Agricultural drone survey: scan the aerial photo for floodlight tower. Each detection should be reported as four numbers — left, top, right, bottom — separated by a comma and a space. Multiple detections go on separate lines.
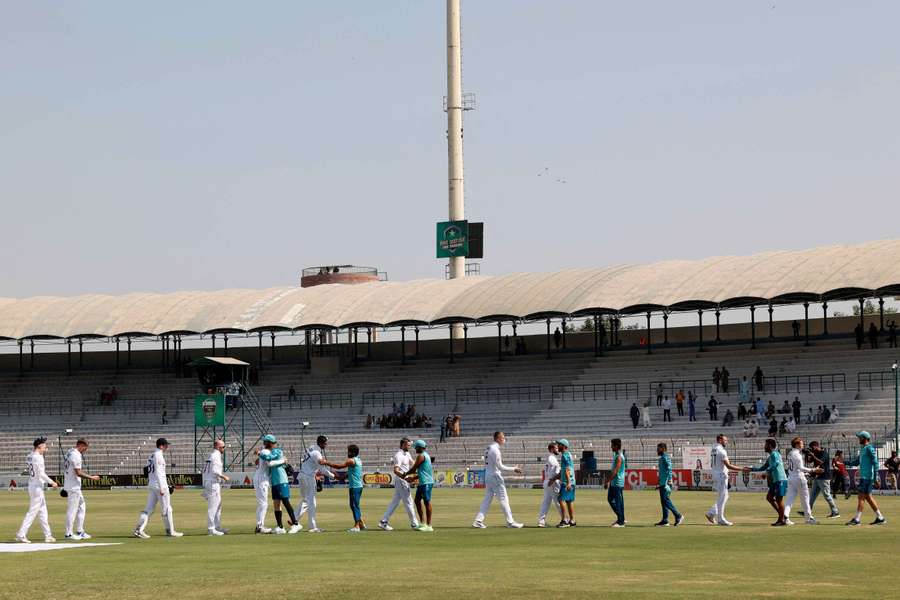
446, 0, 465, 284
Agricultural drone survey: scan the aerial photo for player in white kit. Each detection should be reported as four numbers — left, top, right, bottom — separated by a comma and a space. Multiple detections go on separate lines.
254, 434, 276, 533
202, 439, 230, 535
704, 434, 744, 526
783, 437, 821, 525
63, 439, 101, 540
297, 435, 335, 533
133, 438, 183, 538
16, 437, 58, 543
537, 441, 564, 528
378, 437, 420, 531
473, 431, 524, 529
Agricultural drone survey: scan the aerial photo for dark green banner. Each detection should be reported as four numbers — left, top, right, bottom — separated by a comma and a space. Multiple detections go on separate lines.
436, 220, 468, 258
194, 394, 225, 427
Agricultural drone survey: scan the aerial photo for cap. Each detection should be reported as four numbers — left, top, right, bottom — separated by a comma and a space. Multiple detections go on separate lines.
33, 436, 47, 448
156, 437, 169, 447
263, 434, 277, 443
856, 431, 871, 440
413, 439, 427, 449
556, 438, 570, 448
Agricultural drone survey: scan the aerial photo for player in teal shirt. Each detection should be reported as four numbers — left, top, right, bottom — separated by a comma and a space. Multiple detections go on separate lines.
607, 439, 626, 527
845, 431, 885, 526
655, 443, 683, 527
258, 441, 299, 533
746, 438, 788, 526
557, 439, 576, 527
330, 444, 366, 532
405, 440, 434, 532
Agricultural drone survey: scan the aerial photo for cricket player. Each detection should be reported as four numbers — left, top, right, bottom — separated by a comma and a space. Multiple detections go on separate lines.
845, 431, 886, 526
258, 435, 301, 534
63, 439, 100, 540
472, 431, 523, 529
704, 434, 743, 526
783, 437, 820, 525
405, 440, 434, 532
558, 439, 576, 527
202, 439, 230, 536
608, 438, 627, 527
655, 442, 683, 527
327, 444, 366, 532
254, 434, 276, 533
379, 437, 419, 531
746, 438, 788, 526
133, 438, 182, 538
297, 435, 335, 533
537, 441, 564, 528
15, 437, 58, 543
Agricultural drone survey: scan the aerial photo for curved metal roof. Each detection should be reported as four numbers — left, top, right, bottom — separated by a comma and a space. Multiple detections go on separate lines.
1, 239, 898, 339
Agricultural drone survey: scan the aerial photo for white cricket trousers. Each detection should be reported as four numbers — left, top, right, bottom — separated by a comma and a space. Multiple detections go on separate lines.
136, 486, 175, 533
65, 488, 86, 536
381, 481, 419, 527
298, 475, 318, 529
254, 478, 270, 527
706, 474, 729, 522
538, 482, 563, 524
475, 476, 515, 524
18, 487, 51, 539
203, 484, 222, 530
783, 477, 812, 520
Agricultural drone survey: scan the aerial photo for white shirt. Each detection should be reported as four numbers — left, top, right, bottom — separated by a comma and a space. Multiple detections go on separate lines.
711, 444, 729, 477
392, 449, 414, 486
203, 449, 224, 487
64, 447, 83, 491
146, 449, 167, 490
662, 398, 672, 410
543, 453, 561, 488
484, 442, 515, 480
300, 444, 326, 477
787, 448, 813, 480
26, 451, 54, 490
254, 450, 270, 484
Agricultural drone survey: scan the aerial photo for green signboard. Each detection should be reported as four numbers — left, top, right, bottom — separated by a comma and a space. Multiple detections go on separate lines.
436, 220, 468, 258
194, 394, 225, 427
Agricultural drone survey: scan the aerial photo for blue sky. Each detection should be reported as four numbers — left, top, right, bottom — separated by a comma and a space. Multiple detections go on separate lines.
2, 1, 898, 298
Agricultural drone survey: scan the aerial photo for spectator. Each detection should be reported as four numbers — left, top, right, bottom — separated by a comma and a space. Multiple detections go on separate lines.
504, 335, 510, 354
642, 397, 652, 428
742, 418, 755, 438
753, 366, 764, 392
110, 386, 118, 403
688, 391, 696, 422
439, 419, 446, 442
721, 367, 730, 393
452, 415, 461, 437
707, 396, 718, 421
785, 416, 797, 434
805, 408, 814, 424
792, 320, 801, 340
288, 385, 296, 402
778, 417, 788, 436
161, 410, 168, 425
807, 441, 839, 518
792, 397, 802, 421
828, 406, 839, 424
767, 417, 778, 436
553, 327, 562, 349
854, 323, 864, 350
832, 451, 852, 499
656, 383, 664, 407
765, 401, 776, 419
821, 405, 831, 423
815, 406, 823, 424
889, 320, 898, 348
755, 397, 765, 419
738, 376, 750, 402
629, 403, 640, 429
365, 414, 373, 429
662, 396, 672, 422
737, 402, 747, 421
778, 400, 791, 414
868, 323, 879, 349
722, 409, 734, 427
885, 451, 900, 490
712, 367, 721, 393
675, 389, 685, 417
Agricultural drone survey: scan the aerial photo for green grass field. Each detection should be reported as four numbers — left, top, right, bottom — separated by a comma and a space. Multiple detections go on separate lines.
1, 487, 896, 599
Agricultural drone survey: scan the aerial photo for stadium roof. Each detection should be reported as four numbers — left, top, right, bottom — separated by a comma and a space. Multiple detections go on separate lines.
1, 239, 899, 340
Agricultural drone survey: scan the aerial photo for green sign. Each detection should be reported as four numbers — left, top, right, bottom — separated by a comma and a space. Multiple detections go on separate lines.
194, 394, 225, 427
436, 220, 468, 258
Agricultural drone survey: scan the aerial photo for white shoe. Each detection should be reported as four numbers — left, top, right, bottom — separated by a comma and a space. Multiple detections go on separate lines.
288, 524, 302, 534
347, 527, 361, 533
44, 536, 56, 543
537, 521, 547, 528
77, 532, 92, 540
256, 526, 272, 534
273, 527, 286, 535
133, 529, 150, 539
167, 531, 184, 537
308, 528, 324, 533
472, 520, 487, 529
611, 523, 625, 528
805, 518, 818, 525
784, 519, 795, 526
506, 522, 524, 529
15, 535, 31, 544
716, 519, 733, 527
208, 529, 225, 536
378, 521, 394, 532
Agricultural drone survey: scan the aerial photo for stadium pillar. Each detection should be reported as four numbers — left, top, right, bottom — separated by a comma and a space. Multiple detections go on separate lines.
160, 337, 165, 369
697, 309, 704, 351
879, 297, 885, 331
223, 333, 229, 357
211, 334, 216, 356
562, 318, 567, 349
401, 326, 407, 365
645, 312, 652, 355
768, 303, 774, 338
749, 306, 756, 349
592, 316, 599, 357
78, 338, 83, 368
859, 298, 865, 331
804, 302, 810, 346
18, 340, 23, 374
448, 324, 455, 363
305, 330, 312, 368
497, 321, 502, 361
894, 362, 899, 453
30, 339, 34, 369
271, 332, 276, 362
414, 327, 420, 356
463, 323, 468, 355
367, 327, 372, 359
67, 339, 72, 375
115, 337, 120, 374
715, 309, 722, 342
822, 302, 829, 336
258, 332, 263, 369
353, 328, 359, 363
127, 337, 132, 365
663, 312, 669, 344
546, 318, 551, 359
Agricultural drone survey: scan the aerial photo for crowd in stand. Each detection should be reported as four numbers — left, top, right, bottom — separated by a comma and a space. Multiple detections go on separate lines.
854, 320, 898, 349
366, 403, 433, 430
97, 386, 118, 406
